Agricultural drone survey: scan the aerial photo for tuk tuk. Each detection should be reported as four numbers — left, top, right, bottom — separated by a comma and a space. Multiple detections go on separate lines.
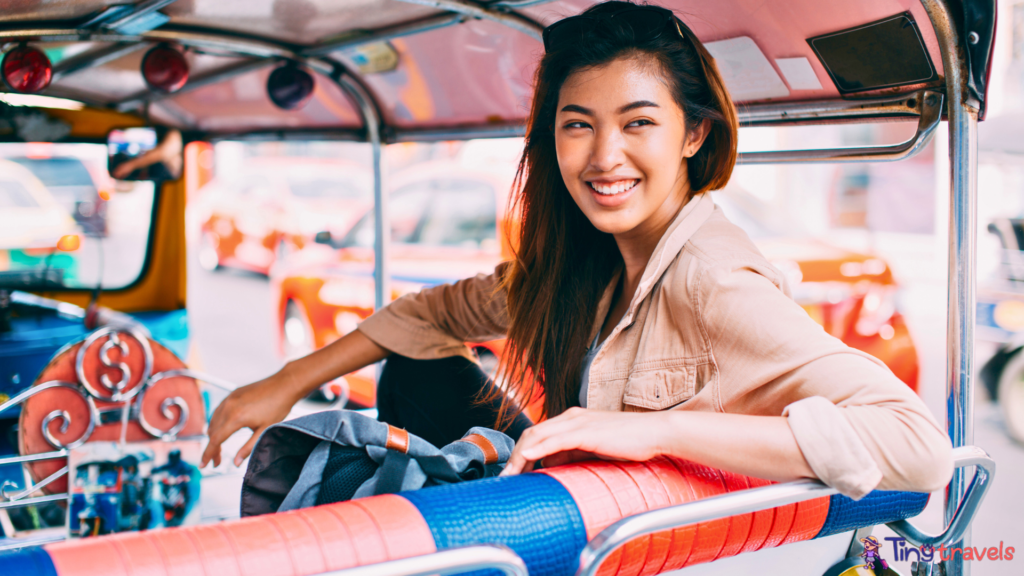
0, 0, 999, 575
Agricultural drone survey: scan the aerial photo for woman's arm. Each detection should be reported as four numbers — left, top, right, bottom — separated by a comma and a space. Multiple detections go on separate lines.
502, 408, 815, 481
201, 329, 388, 468
202, 263, 511, 468
694, 264, 953, 497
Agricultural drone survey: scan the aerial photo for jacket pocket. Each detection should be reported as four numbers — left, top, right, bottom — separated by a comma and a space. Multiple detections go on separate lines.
622, 364, 696, 411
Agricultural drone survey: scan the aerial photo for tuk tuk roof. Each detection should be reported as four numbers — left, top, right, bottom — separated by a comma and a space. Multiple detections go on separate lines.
0, 0, 994, 140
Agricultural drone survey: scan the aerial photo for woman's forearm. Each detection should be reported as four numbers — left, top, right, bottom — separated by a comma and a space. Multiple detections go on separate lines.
278, 328, 390, 400
657, 411, 816, 483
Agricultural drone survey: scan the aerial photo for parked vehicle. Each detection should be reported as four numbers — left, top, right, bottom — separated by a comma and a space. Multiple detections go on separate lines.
8, 155, 112, 237
272, 162, 918, 408
194, 158, 373, 275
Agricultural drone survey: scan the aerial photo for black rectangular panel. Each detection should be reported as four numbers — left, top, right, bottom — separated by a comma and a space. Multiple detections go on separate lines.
808, 12, 938, 94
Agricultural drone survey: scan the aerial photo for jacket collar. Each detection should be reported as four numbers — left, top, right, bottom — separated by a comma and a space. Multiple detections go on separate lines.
589, 193, 716, 340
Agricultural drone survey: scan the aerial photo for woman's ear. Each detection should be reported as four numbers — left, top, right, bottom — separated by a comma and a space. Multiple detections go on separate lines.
683, 118, 711, 158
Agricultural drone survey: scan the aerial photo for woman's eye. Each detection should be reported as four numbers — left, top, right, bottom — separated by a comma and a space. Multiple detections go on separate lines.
564, 121, 590, 129
627, 119, 654, 128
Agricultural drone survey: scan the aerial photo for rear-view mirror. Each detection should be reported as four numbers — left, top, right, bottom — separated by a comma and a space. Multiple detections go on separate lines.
107, 127, 183, 181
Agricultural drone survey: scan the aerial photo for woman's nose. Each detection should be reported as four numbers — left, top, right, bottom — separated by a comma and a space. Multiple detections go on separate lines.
589, 128, 625, 172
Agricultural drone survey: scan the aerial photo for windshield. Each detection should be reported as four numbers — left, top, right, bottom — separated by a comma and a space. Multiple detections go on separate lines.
0, 143, 155, 291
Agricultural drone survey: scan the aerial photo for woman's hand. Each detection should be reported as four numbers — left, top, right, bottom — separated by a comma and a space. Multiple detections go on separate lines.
200, 371, 303, 468
200, 329, 390, 469
501, 408, 669, 475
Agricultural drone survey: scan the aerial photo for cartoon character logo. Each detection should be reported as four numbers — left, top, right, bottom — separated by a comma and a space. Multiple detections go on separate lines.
860, 536, 890, 574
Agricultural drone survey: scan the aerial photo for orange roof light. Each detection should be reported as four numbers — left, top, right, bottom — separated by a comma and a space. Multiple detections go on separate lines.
56, 234, 81, 252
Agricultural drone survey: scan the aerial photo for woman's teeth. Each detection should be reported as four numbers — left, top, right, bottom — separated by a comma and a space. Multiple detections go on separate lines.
589, 179, 639, 195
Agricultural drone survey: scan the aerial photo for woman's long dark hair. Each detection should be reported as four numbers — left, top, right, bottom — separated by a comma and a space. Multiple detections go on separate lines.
494, 1, 739, 424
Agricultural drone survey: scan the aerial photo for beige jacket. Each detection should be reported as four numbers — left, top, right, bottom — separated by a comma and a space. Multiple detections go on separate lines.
358, 193, 953, 499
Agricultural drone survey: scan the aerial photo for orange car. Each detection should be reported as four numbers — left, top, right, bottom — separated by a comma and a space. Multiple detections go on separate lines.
274, 167, 918, 407
194, 157, 373, 275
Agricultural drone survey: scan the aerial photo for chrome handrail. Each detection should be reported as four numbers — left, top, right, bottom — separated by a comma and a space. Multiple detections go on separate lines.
575, 446, 992, 576
736, 90, 943, 164
312, 544, 529, 576
888, 446, 995, 548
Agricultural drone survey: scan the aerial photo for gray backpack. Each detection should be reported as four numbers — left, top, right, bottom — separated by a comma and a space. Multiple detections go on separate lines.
240, 409, 513, 517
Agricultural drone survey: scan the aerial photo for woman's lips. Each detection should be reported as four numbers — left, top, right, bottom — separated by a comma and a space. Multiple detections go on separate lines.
587, 179, 639, 207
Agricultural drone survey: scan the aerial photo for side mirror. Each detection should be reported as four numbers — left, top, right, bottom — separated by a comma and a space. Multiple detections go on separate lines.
107, 127, 183, 181
314, 231, 333, 246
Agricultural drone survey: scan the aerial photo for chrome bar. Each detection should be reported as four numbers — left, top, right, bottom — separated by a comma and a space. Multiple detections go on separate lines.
145, 368, 238, 392
576, 446, 990, 576
116, 58, 269, 110
0, 493, 68, 510
920, 0, 980, 574
0, 380, 85, 417
389, 123, 527, 142
9, 290, 86, 320
304, 13, 466, 57
738, 92, 925, 127
314, 545, 528, 576
51, 42, 148, 80
0, 530, 67, 551
0, 450, 67, 467
576, 479, 837, 576
889, 446, 995, 548
2, 467, 68, 502
736, 91, 942, 164
392, 0, 544, 40
329, 73, 390, 313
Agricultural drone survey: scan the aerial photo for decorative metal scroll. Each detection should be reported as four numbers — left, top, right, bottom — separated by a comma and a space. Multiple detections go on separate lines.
0, 327, 233, 507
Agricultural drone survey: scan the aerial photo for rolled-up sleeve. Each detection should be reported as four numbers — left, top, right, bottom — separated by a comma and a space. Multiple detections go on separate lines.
696, 263, 953, 498
357, 262, 511, 361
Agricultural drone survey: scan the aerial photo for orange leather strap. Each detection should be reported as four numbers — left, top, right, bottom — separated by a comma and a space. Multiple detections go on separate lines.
385, 425, 410, 453
458, 433, 499, 465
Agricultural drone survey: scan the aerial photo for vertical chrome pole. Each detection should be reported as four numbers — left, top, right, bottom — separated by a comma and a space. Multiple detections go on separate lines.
920, 2, 980, 575
330, 71, 390, 312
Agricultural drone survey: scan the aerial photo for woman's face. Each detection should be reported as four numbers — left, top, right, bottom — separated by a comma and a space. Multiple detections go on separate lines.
555, 56, 707, 237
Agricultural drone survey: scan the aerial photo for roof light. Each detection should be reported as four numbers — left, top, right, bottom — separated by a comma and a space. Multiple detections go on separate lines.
2, 45, 52, 94
267, 62, 315, 110
141, 44, 189, 93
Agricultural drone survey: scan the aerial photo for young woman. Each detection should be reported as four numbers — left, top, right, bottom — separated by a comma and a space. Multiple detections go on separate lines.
202, 1, 952, 499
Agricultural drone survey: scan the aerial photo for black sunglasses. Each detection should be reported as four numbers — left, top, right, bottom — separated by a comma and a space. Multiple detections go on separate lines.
542, 5, 689, 54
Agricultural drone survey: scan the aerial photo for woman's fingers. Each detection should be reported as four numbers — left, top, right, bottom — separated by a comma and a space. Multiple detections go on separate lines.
234, 426, 266, 468
540, 449, 596, 468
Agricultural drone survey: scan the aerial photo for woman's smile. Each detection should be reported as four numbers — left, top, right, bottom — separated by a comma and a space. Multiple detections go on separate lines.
587, 177, 641, 206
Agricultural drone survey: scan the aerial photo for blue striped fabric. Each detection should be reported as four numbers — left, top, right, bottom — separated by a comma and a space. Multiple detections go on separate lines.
0, 546, 59, 576
401, 473, 588, 576
816, 490, 930, 538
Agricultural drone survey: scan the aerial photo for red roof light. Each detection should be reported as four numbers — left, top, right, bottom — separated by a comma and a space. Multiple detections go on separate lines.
142, 45, 190, 93
2, 45, 52, 94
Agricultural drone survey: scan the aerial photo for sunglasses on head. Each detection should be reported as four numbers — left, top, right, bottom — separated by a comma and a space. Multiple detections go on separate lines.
542, 5, 690, 54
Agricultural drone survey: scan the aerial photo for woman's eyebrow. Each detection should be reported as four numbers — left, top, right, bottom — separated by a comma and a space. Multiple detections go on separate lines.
559, 100, 660, 115
560, 104, 593, 115
619, 100, 659, 113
